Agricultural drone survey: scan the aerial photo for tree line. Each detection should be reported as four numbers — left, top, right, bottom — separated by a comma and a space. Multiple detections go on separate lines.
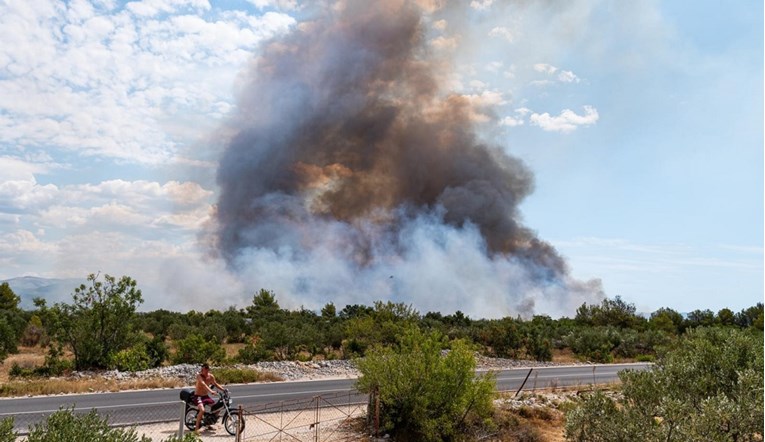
0, 274, 762, 373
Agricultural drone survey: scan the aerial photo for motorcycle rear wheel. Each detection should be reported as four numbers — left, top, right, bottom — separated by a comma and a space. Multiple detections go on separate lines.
184, 408, 199, 431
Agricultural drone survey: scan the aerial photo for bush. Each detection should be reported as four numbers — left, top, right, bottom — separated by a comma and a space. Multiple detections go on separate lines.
356, 327, 496, 442
171, 334, 225, 365
146, 335, 169, 367
213, 367, 264, 384
0, 417, 15, 442
26, 408, 151, 442
565, 327, 764, 441
237, 341, 272, 364
110, 345, 151, 372
565, 327, 617, 362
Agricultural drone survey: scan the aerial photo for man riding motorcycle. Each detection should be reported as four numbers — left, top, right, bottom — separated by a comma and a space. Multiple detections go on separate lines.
192, 363, 225, 432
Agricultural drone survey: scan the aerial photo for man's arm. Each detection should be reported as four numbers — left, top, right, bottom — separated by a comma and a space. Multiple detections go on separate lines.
210, 374, 225, 391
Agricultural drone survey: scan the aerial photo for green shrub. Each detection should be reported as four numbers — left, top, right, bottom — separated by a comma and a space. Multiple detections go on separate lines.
26, 408, 151, 442
0, 417, 16, 442
565, 327, 764, 441
635, 354, 655, 362
9, 362, 32, 378
109, 345, 151, 372
146, 335, 169, 367
171, 334, 225, 365
213, 367, 264, 384
565, 327, 617, 363
356, 327, 496, 442
236, 341, 271, 364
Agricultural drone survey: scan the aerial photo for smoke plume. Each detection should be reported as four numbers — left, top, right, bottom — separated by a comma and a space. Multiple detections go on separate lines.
213, 0, 602, 318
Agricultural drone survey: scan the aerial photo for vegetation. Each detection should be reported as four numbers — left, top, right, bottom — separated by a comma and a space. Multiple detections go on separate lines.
356, 327, 496, 441
0, 272, 762, 440
36, 273, 144, 370
565, 327, 764, 441
0, 410, 203, 442
0, 272, 761, 375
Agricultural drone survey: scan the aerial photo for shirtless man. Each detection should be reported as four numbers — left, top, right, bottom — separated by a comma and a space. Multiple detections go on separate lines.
193, 363, 225, 432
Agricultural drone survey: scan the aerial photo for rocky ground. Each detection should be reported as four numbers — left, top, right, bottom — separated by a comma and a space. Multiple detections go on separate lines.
73, 355, 582, 384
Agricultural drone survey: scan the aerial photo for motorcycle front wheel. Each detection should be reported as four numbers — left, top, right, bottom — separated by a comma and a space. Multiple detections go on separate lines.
184, 407, 199, 431
223, 413, 244, 436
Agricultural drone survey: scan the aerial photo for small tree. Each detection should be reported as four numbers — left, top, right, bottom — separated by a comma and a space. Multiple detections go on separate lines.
356, 327, 495, 442
46, 274, 144, 370
0, 282, 25, 360
0, 283, 20, 311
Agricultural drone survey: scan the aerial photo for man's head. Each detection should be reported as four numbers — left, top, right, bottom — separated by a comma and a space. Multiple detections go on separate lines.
201, 363, 210, 374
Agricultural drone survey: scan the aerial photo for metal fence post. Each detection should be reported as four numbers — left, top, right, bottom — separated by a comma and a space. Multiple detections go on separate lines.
178, 401, 186, 437
514, 368, 533, 397
374, 388, 380, 438
236, 404, 243, 442
314, 396, 320, 442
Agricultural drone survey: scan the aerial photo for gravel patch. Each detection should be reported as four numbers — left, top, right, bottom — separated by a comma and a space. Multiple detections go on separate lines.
72, 355, 582, 385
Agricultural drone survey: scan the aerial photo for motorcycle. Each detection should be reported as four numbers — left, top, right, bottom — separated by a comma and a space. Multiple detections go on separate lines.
180, 387, 244, 435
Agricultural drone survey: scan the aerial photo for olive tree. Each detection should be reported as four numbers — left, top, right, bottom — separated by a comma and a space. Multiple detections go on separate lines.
45, 274, 144, 370
565, 327, 764, 441
356, 327, 495, 442
0, 282, 25, 360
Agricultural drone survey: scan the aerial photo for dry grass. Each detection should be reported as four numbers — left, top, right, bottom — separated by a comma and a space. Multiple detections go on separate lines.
550, 349, 579, 364
0, 376, 184, 397
0, 346, 47, 383
0, 345, 283, 398
222, 342, 245, 359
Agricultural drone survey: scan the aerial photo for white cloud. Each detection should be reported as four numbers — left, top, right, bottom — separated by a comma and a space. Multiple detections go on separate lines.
532, 64, 581, 84
500, 116, 524, 127
126, 0, 211, 17
499, 107, 532, 127
462, 90, 507, 106
558, 70, 580, 83
485, 61, 503, 73
246, 0, 299, 10
432, 19, 447, 31
489, 26, 514, 42
533, 63, 558, 74
470, 0, 494, 10
515, 107, 531, 116
530, 106, 599, 133
0, 1, 296, 165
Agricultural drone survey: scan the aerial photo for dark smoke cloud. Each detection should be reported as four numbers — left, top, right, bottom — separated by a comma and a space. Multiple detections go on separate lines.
213, 0, 602, 317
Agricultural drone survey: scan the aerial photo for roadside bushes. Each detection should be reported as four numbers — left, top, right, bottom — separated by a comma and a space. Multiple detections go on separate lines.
565, 327, 764, 441
0, 410, 204, 442
356, 327, 496, 442
565, 327, 670, 362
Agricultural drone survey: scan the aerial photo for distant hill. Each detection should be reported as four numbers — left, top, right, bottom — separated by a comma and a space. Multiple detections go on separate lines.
1, 276, 83, 309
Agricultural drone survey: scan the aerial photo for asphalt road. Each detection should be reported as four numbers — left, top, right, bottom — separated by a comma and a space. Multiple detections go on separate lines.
0, 363, 650, 432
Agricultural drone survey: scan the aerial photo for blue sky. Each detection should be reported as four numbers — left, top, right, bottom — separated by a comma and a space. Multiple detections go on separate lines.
0, 0, 761, 317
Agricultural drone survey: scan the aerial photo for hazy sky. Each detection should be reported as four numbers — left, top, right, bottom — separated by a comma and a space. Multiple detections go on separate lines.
1, 0, 762, 317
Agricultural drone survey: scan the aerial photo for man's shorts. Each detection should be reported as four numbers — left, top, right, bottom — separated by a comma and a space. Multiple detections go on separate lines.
192, 395, 215, 407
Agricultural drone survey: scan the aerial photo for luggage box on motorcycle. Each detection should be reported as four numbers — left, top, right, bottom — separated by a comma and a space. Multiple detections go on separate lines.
180, 388, 194, 402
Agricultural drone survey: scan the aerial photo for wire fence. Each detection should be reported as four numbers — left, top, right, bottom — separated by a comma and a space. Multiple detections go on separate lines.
235, 391, 366, 442
3, 393, 367, 442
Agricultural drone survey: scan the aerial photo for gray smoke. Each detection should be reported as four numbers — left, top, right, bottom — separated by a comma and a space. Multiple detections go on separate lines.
212, 0, 602, 317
